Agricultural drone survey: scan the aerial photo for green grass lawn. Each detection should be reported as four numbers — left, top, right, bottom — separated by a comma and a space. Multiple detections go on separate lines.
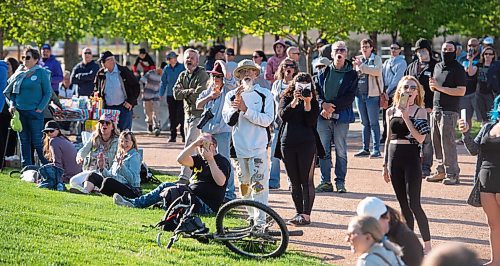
0, 171, 326, 265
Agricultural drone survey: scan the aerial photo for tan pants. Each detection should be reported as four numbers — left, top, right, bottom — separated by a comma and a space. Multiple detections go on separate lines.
143, 100, 160, 128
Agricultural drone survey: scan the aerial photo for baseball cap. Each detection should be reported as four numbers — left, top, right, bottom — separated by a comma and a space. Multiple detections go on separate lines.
41, 44, 51, 50
42, 120, 60, 133
166, 51, 178, 60
316, 57, 331, 67
483, 37, 494, 45
98, 51, 114, 62
139, 48, 147, 54
356, 197, 388, 220
226, 48, 235, 56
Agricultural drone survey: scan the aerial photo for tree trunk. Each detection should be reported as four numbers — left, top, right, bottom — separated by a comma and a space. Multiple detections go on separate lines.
391, 31, 398, 43
275, 34, 279, 41
236, 35, 242, 55
261, 34, 265, 52
302, 31, 312, 74
369, 31, 378, 51
0, 28, 4, 59
403, 42, 413, 63
64, 37, 79, 71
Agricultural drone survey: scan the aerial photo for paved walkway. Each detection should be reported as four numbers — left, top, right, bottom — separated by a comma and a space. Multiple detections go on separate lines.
137, 123, 488, 265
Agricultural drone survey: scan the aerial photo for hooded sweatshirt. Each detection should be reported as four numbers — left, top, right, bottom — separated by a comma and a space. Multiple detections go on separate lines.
42, 55, 63, 93
265, 40, 287, 84
0, 61, 8, 111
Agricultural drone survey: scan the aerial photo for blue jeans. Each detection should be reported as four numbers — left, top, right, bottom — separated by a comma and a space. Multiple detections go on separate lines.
317, 118, 349, 185
106, 104, 133, 131
212, 132, 236, 200
130, 182, 214, 215
269, 128, 282, 188
17, 109, 48, 167
355, 93, 381, 154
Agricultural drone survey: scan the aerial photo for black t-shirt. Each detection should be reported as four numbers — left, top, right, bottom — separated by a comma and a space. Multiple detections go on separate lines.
432, 62, 466, 112
189, 154, 230, 212
477, 64, 491, 94
405, 59, 436, 109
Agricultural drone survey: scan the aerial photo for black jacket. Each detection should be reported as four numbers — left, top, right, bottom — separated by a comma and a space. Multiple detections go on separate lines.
388, 222, 424, 266
405, 58, 438, 109
95, 64, 140, 106
70, 60, 100, 97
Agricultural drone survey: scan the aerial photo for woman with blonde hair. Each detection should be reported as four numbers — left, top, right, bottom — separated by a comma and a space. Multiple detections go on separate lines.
382, 75, 432, 253
80, 130, 142, 197
346, 215, 405, 265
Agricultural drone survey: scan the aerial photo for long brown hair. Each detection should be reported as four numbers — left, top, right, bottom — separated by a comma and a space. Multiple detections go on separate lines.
283, 72, 317, 98
116, 130, 138, 157
274, 58, 298, 82
480, 47, 496, 64
91, 120, 120, 149
392, 75, 425, 108
43, 130, 70, 162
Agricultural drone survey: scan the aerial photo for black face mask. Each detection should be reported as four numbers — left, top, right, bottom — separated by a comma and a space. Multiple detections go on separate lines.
441, 51, 456, 65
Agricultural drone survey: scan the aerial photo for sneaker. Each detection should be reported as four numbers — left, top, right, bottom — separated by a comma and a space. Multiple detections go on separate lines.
442, 176, 460, 185
315, 182, 334, 193
168, 137, 176, 143
287, 214, 311, 226
369, 152, 381, 158
175, 178, 190, 185
69, 185, 88, 195
354, 150, 370, 157
113, 193, 135, 207
154, 128, 161, 137
147, 125, 153, 133
425, 172, 445, 182
336, 183, 347, 193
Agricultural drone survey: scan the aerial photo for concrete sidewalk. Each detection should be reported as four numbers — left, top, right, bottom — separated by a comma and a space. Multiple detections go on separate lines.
136, 123, 488, 265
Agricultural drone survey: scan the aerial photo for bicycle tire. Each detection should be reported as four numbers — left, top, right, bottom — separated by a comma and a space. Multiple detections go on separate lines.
215, 199, 289, 258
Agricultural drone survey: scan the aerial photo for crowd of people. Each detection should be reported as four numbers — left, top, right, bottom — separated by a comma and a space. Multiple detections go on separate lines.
1, 35, 499, 265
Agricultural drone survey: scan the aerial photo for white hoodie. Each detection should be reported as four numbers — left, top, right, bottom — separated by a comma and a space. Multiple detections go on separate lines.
222, 84, 274, 158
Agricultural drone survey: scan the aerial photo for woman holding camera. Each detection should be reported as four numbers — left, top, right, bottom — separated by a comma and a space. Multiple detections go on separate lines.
382, 75, 432, 253
275, 73, 324, 226
196, 60, 236, 201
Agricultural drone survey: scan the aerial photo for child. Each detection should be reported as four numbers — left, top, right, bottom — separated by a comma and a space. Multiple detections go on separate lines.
140, 65, 163, 136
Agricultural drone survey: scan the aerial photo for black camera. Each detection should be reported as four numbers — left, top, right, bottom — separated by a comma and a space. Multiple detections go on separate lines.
197, 109, 214, 129
301, 88, 311, 97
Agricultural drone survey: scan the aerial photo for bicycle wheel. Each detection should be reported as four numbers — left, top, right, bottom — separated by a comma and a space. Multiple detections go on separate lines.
215, 199, 289, 258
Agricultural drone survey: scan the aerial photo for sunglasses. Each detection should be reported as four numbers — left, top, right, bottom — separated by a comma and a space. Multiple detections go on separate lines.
334, 48, 347, 53
484, 53, 495, 56
390, 47, 401, 50
99, 121, 112, 125
468, 44, 478, 47
403, 85, 417, 90
361, 45, 371, 49
21, 55, 32, 61
292, 52, 300, 55
284, 64, 295, 68
44, 129, 55, 133
213, 74, 224, 79
252, 55, 260, 58
84, 52, 92, 55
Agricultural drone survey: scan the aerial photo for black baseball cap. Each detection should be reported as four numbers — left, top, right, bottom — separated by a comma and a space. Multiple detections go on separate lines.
98, 51, 114, 62
226, 48, 235, 56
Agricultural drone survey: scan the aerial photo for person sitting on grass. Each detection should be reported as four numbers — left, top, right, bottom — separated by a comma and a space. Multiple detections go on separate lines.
72, 130, 141, 198
42, 120, 82, 183
113, 133, 230, 215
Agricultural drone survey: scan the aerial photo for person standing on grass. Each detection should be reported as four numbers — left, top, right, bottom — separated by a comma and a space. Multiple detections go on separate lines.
425, 41, 466, 185
3, 46, 51, 167
405, 38, 437, 179
315, 41, 357, 194
459, 95, 500, 266
70, 47, 99, 97
159, 51, 186, 143
95, 51, 141, 131
173, 49, 209, 185
274, 73, 324, 226
196, 60, 237, 202
42, 120, 81, 183
353, 39, 384, 158
382, 76, 432, 254
269, 58, 299, 189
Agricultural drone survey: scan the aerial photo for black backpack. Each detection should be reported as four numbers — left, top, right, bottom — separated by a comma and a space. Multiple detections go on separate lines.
140, 163, 162, 185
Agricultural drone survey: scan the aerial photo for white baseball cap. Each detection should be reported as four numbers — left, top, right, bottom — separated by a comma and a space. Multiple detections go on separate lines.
356, 197, 388, 220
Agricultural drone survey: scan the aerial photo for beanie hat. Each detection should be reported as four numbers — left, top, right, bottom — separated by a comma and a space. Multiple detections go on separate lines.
415, 38, 432, 53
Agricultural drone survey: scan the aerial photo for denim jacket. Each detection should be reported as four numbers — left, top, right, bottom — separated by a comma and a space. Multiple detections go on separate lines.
102, 149, 141, 188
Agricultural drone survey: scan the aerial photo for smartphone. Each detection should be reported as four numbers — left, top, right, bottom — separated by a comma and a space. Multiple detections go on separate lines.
399, 94, 410, 109
202, 140, 211, 150
461, 109, 467, 121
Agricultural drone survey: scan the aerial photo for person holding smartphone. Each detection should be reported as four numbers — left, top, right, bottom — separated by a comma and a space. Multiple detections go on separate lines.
382, 75, 432, 253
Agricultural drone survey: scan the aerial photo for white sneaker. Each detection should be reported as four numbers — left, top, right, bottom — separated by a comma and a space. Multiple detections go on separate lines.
69, 185, 89, 194
113, 193, 135, 208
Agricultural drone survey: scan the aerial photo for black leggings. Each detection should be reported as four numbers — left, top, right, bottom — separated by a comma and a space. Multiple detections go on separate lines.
86, 172, 139, 198
167, 96, 184, 138
281, 145, 316, 215
388, 144, 431, 241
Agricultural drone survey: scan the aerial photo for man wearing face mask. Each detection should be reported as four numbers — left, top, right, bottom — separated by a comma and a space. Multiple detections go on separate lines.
314, 41, 358, 193
460, 38, 481, 134
425, 41, 466, 185
222, 60, 274, 225
405, 38, 438, 178
173, 49, 209, 184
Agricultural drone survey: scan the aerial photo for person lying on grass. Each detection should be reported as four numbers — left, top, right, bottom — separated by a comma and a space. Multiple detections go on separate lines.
113, 133, 230, 215
70, 130, 141, 198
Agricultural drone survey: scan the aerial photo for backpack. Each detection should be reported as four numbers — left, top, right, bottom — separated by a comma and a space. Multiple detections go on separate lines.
140, 163, 162, 185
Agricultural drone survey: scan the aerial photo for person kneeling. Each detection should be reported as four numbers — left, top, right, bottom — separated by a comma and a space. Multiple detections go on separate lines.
113, 134, 230, 215
78, 131, 141, 197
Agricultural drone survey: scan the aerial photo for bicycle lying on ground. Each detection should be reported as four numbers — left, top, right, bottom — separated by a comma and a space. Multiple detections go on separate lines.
154, 192, 303, 258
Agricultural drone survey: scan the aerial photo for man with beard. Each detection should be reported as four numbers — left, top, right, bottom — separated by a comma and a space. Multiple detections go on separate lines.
173, 49, 209, 184
405, 38, 438, 178
426, 41, 466, 185
222, 59, 274, 224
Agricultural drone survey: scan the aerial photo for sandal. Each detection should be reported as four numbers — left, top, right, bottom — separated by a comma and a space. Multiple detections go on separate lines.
287, 214, 311, 226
